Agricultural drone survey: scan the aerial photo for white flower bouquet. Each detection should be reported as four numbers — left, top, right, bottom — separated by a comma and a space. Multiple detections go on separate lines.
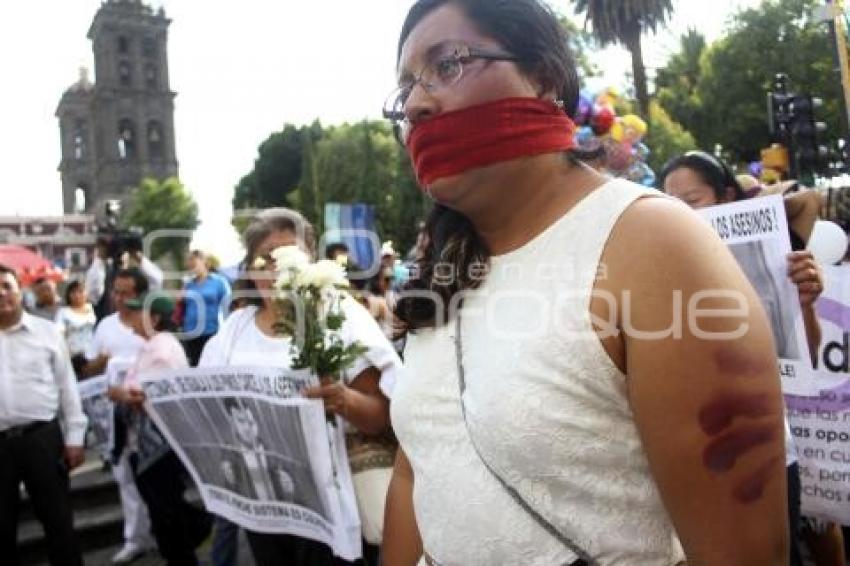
268, 246, 368, 379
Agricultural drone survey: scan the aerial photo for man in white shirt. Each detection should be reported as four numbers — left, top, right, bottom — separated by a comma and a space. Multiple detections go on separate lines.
84, 267, 157, 564
87, 238, 163, 321
0, 264, 87, 566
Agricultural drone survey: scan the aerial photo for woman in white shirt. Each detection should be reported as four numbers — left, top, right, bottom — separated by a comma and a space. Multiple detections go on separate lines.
382, 1, 788, 565
55, 280, 96, 378
200, 208, 401, 566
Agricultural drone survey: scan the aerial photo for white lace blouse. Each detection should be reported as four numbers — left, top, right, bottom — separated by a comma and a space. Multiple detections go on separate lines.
391, 180, 686, 565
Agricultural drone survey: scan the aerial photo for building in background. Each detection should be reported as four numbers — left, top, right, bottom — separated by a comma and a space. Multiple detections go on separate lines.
0, 215, 97, 275
56, 0, 178, 216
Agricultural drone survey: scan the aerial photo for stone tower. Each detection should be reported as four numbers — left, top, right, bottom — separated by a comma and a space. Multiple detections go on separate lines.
56, 0, 178, 215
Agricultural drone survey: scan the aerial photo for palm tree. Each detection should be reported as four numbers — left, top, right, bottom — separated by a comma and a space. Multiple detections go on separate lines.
573, 0, 674, 118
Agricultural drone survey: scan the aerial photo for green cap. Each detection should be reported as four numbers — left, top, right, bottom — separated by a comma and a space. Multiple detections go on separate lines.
125, 293, 175, 317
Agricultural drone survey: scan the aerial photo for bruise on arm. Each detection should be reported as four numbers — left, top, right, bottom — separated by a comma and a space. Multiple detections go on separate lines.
698, 347, 785, 505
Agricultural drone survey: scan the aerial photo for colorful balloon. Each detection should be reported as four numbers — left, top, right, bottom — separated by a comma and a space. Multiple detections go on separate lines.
627, 162, 657, 187
808, 220, 848, 265
591, 105, 616, 136
610, 121, 625, 142
605, 141, 634, 173
619, 114, 647, 145
576, 125, 595, 146
595, 87, 619, 108
574, 94, 593, 126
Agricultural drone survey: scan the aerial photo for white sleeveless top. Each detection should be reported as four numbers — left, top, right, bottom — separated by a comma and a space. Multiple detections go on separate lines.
391, 179, 685, 565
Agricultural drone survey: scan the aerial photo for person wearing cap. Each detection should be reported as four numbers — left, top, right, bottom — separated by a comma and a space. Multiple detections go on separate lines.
82, 267, 157, 564
110, 290, 212, 566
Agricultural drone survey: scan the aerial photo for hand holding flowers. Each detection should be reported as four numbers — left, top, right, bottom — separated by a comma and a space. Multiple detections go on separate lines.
269, 246, 368, 419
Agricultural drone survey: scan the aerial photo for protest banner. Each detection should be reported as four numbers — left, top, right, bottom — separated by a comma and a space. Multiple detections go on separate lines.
786, 264, 850, 523
77, 375, 111, 454
140, 366, 362, 561
698, 195, 815, 394
701, 198, 850, 523
78, 358, 133, 456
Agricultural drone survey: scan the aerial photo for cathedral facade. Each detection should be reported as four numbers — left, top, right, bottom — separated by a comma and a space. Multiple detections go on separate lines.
56, 0, 178, 216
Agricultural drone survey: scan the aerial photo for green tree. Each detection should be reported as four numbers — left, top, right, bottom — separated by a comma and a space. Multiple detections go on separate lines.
644, 101, 697, 173
123, 177, 199, 264
232, 124, 310, 210
656, 0, 844, 163
559, 16, 600, 80
573, 0, 673, 118
234, 120, 429, 256
655, 29, 708, 138
292, 123, 324, 230
313, 121, 402, 244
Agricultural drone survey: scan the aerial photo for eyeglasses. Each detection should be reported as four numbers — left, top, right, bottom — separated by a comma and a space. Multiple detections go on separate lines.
382, 43, 519, 142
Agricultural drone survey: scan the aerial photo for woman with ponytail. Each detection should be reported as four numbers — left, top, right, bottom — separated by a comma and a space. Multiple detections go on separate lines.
383, 1, 788, 565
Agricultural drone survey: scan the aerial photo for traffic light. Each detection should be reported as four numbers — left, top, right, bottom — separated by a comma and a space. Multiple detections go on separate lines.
788, 94, 827, 174
767, 74, 791, 139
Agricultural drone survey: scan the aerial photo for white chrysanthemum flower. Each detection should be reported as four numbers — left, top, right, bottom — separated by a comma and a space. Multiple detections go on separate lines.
271, 245, 309, 271
295, 260, 349, 291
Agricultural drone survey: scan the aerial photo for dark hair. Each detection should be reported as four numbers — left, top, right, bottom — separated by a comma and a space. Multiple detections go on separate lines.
33, 277, 49, 287
115, 267, 149, 296
659, 151, 745, 203
325, 242, 349, 260
394, 0, 581, 331
0, 264, 18, 284
223, 397, 239, 414
150, 311, 176, 333
233, 208, 316, 308
397, 0, 579, 111
64, 280, 84, 305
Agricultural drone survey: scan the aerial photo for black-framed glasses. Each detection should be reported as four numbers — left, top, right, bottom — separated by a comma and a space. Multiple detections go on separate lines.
382, 43, 520, 142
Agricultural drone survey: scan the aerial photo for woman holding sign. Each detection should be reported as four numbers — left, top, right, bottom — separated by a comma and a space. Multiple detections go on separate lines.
661, 150, 842, 566
200, 208, 402, 566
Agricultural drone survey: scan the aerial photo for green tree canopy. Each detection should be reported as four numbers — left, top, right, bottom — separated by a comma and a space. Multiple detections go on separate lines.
232, 121, 324, 210
304, 121, 428, 255
655, 0, 845, 163
644, 101, 697, 174
573, 0, 673, 118
235, 120, 429, 256
123, 177, 199, 263
559, 15, 601, 81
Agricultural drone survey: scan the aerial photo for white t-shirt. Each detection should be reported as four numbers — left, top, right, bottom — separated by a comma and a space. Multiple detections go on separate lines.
55, 305, 96, 356
199, 299, 402, 398
86, 312, 145, 364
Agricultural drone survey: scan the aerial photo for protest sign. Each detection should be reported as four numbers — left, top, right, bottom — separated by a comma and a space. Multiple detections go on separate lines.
698, 196, 815, 393
77, 375, 111, 454
141, 366, 361, 560
786, 264, 850, 522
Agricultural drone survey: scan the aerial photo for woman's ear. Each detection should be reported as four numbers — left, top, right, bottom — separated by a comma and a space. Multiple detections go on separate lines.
722, 186, 737, 203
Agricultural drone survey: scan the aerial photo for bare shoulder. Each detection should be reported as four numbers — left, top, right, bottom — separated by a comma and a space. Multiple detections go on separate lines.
600, 195, 738, 293
615, 194, 716, 249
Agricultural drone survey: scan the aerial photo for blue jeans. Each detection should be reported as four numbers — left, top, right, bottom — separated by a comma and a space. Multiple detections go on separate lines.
210, 516, 239, 566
